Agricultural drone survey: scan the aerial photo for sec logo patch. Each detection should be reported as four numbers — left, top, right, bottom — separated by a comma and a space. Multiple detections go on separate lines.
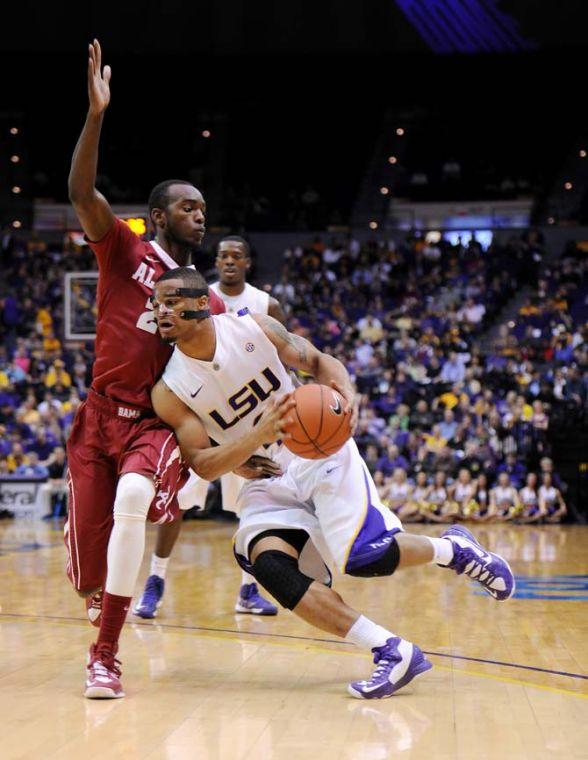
245, 342, 255, 352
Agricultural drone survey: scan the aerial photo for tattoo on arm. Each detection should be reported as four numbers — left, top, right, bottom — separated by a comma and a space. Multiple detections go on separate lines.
260, 315, 310, 366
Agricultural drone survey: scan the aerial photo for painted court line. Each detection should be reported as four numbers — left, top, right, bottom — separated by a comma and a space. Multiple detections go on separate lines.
2, 610, 587, 684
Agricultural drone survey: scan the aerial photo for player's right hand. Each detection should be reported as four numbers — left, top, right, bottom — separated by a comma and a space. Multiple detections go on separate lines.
254, 393, 296, 445
88, 39, 111, 115
234, 455, 283, 480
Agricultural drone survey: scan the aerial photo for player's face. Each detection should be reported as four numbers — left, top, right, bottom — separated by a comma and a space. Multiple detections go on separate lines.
165, 186, 207, 247
216, 242, 250, 286
152, 279, 201, 344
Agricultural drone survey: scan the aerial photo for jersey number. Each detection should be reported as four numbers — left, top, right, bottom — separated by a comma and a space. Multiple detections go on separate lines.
136, 298, 157, 334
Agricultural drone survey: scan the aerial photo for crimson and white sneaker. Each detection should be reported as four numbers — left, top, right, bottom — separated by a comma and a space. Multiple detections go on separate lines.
84, 643, 125, 699
86, 590, 103, 627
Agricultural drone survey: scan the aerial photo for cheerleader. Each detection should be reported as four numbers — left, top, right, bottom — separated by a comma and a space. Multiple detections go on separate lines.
539, 472, 567, 523
386, 468, 416, 520
518, 472, 543, 523
489, 472, 521, 521
419, 471, 456, 523
407, 471, 431, 523
449, 468, 476, 518
464, 473, 491, 521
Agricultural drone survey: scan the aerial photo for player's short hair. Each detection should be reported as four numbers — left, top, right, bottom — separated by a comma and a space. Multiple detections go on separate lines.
157, 266, 208, 292
218, 235, 251, 258
148, 180, 194, 213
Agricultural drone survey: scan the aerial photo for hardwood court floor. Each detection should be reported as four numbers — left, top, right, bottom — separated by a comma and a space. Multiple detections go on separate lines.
0, 518, 587, 759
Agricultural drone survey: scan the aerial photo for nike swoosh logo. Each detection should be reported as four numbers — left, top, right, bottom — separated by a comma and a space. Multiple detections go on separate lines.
191, 386, 203, 398
360, 681, 387, 693
330, 395, 342, 415
326, 465, 342, 475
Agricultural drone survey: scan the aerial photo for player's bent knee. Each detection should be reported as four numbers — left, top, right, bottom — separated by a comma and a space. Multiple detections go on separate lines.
113, 472, 155, 522
252, 550, 313, 610
346, 538, 400, 577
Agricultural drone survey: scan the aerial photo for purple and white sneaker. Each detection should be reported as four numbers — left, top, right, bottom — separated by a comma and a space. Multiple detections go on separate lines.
235, 583, 278, 615
441, 525, 515, 601
348, 637, 432, 699
133, 575, 165, 619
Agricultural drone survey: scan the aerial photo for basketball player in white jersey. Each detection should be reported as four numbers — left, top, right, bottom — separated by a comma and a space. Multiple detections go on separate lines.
149, 267, 515, 700
134, 237, 284, 618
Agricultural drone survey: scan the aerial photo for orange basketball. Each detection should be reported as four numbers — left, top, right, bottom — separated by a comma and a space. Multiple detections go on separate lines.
283, 384, 352, 459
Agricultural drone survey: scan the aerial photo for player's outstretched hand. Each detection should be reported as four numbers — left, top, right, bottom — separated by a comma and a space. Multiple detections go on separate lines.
255, 393, 296, 445
87, 39, 111, 115
330, 380, 359, 434
234, 455, 283, 480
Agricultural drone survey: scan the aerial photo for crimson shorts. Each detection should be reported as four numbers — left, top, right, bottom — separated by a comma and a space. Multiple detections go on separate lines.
65, 389, 187, 592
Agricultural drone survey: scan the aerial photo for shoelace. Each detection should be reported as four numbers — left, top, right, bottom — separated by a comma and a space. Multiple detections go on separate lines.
370, 657, 392, 680
89, 591, 103, 608
89, 648, 122, 677
454, 547, 497, 585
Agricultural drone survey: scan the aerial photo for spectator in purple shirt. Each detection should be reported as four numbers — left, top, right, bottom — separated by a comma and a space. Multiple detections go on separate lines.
439, 352, 466, 384
375, 444, 410, 478
496, 453, 526, 489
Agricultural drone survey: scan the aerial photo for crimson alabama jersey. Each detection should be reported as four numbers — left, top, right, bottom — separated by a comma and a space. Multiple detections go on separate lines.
88, 217, 225, 409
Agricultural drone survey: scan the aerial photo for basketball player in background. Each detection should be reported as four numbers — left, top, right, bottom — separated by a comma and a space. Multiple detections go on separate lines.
134, 236, 285, 618
65, 40, 228, 699
150, 268, 515, 700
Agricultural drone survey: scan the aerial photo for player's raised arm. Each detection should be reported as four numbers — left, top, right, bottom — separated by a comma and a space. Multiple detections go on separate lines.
252, 313, 359, 432
68, 39, 115, 242
151, 379, 295, 482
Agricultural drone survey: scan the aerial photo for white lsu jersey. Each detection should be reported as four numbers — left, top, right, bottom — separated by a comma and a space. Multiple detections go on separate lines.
163, 311, 403, 578
209, 281, 270, 315
162, 312, 295, 469
177, 282, 271, 516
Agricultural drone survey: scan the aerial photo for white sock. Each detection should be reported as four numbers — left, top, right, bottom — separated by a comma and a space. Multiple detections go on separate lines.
242, 570, 256, 586
151, 554, 170, 581
426, 537, 454, 566
345, 615, 394, 650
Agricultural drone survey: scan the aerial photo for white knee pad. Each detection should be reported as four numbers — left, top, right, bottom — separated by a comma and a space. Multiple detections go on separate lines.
106, 473, 155, 597
113, 472, 155, 522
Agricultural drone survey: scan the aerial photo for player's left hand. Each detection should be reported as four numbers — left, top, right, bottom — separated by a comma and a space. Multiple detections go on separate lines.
234, 455, 283, 480
330, 380, 359, 434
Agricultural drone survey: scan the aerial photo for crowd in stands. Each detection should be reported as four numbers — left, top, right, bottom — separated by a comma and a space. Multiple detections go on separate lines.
1, 226, 585, 524
491, 243, 588, 419
277, 230, 585, 522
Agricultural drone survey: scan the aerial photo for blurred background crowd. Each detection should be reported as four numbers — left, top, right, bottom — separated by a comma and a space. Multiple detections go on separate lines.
1, 226, 585, 523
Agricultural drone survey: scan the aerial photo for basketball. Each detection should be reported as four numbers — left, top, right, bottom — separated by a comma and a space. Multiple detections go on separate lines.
283, 383, 352, 459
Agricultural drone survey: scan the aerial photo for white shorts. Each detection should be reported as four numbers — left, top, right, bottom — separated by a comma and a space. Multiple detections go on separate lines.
178, 470, 245, 514
233, 439, 403, 582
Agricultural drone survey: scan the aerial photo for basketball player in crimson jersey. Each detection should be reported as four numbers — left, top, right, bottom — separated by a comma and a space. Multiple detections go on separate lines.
66, 39, 227, 699
134, 236, 285, 619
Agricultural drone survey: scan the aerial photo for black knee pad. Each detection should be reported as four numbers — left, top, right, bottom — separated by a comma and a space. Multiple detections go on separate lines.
347, 538, 400, 577
252, 550, 313, 610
